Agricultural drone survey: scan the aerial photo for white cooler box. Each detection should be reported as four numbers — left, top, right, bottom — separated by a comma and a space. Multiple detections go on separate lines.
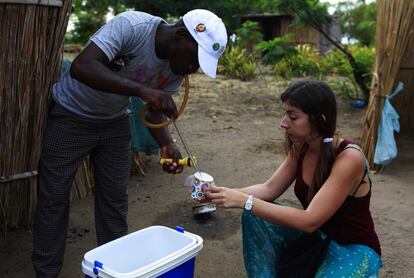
82, 226, 203, 278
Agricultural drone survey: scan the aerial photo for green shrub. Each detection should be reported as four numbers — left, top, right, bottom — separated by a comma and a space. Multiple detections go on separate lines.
274, 44, 323, 79
351, 45, 375, 87
254, 33, 297, 65
274, 43, 375, 92
327, 78, 363, 100
320, 49, 351, 76
321, 45, 375, 100
234, 20, 263, 53
218, 46, 257, 81
274, 58, 294, 79
321, 45, 375, 85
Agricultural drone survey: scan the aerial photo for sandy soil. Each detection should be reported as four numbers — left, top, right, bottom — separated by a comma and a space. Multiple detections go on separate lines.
1, 73, 413, 277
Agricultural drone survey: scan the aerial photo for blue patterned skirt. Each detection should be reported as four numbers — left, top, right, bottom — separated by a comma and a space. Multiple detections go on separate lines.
242, 208, 382, 278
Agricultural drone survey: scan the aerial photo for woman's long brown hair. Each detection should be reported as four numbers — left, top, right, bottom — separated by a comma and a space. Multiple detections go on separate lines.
281, 80, 337, 206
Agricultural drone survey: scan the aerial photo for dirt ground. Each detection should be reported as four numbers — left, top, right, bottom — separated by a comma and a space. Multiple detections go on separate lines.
1, 73, 413, 277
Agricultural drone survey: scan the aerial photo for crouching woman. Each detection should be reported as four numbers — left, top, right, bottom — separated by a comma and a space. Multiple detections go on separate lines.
204, 80, 382, 277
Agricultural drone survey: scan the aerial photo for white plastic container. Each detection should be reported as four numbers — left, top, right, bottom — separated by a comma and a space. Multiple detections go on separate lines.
82, 226, 203, 278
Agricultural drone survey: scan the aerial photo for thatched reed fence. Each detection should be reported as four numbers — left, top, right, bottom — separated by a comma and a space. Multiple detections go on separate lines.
0, 0, 74, 240
361, 0, 414, 168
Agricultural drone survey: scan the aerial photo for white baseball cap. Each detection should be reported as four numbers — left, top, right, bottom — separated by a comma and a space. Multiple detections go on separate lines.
183, 9, 228, 78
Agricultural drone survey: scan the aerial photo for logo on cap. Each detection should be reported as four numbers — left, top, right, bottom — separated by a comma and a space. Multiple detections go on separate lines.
212, 43, 220, 51
195, 23, 206, 33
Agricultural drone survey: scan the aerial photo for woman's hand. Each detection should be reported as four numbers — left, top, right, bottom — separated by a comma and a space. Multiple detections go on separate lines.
204, 185, 248, 209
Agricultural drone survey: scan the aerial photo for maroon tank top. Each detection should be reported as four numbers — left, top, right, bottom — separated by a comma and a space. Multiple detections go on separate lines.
294, 139, 381, 255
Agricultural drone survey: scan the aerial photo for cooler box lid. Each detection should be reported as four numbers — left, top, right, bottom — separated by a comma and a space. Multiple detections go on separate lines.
82, 226, 203, 278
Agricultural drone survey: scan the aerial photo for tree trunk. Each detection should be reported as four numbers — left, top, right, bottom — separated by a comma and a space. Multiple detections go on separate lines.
114, 0, 120, 15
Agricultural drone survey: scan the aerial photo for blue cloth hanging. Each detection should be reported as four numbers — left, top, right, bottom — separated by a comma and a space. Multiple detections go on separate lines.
373, 82, 404, 165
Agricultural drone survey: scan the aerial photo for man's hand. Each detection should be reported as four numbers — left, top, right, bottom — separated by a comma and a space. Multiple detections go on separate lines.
160, 143, 183, 174
140, 88, 178, 120
146, 111, 183, 174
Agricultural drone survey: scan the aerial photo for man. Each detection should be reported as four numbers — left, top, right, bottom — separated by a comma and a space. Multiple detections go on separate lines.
32, 9, 227, 277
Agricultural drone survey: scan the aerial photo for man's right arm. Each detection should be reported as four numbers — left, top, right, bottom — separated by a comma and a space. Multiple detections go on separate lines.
70, 42, 178, 119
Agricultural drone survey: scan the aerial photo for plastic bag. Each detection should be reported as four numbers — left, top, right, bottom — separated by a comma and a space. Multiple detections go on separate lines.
374, 82, 403, 165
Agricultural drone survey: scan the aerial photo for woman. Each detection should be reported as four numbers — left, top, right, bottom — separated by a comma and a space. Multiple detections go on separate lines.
204, 80, 382, 277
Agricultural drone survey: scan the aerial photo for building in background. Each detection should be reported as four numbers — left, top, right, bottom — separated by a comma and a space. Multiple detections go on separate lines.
238, 13, 341, 54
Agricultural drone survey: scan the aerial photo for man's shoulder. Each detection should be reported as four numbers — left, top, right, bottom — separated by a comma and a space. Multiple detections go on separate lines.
116, 11, 161, 26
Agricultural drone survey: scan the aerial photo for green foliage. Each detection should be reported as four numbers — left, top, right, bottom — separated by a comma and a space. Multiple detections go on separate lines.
320, 48, 350, 76
121, 0, 280, 33
218, 46, 257, 81
69, 0, 356, 47
274, 43, 375, 99
324, 45, 375, 100
275, 0, 331, 29
254, 33, 297, 64
351, 45, 375, 86
274, 44, 322, 79
66, 0, 284, 44
275, 0, 371, 101
327, 78, 363, 101
336, 1, 377, 46
234, 20, 263, 52
67, 0, 112, 44
323, 45, 375, 86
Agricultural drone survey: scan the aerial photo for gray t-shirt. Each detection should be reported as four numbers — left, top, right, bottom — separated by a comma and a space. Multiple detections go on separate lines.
53, 11, 182, 119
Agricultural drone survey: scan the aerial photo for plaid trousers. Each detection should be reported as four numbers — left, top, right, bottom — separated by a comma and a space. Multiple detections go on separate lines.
32, 102, 132, 277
